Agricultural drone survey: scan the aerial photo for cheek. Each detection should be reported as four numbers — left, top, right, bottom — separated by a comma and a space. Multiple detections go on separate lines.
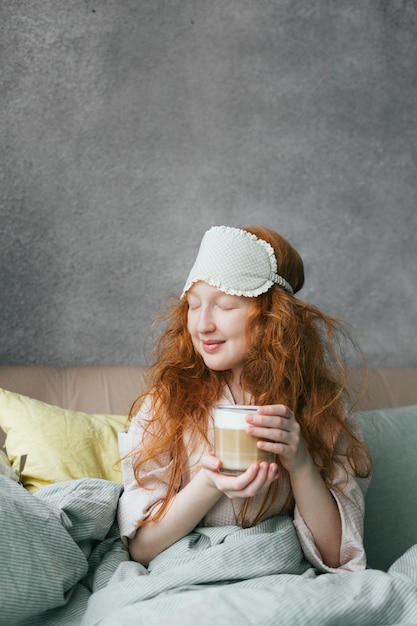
231, 316, 251, 345
187, 320, 200, 347
187, 313, 195, 333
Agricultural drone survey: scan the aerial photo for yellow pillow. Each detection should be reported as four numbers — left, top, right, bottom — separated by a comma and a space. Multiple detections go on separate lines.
0, 388, 127, 492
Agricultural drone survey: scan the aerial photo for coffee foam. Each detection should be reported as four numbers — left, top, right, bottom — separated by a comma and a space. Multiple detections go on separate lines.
213, 405, 258, 429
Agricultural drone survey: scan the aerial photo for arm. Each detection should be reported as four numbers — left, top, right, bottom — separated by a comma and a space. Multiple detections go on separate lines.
128, 456, 279, 567
285, 455, 342, 568
246, 405, 342, 569
128, 466, 222, 567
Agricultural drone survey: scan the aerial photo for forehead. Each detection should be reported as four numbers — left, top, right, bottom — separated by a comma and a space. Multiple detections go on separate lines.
187, 282, 226, 298
187, 281, 256, 305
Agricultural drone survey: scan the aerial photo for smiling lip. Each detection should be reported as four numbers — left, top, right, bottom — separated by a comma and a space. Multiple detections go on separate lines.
202, 340, 225, 353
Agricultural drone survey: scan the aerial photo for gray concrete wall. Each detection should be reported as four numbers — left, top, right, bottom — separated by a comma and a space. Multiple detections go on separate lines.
1, 0, 416, 368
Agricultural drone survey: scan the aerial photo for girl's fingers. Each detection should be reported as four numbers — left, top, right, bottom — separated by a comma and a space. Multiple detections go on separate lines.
246, 408, 294, 432
246, 407, 300, 448
239, 463, 278, 496
222, 463, 260, 488
201, 454, 222, 471
229, 462, 278, 494
209, 462, 278, 498
256, 404, 294, 420
247, 424, 298, 447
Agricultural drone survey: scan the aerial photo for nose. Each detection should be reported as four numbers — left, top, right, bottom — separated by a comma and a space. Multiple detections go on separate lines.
196, 306, 216, 333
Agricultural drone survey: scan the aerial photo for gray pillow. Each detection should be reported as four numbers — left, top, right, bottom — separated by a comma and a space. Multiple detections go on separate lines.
0, 476, 87, 624
357, 405, 417, 571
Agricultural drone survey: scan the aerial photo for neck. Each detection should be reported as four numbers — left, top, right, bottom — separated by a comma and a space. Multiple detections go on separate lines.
226, 378, 251, 406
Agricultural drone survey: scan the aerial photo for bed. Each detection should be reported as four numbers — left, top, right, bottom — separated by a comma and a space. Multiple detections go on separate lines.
1, 365, 417, 625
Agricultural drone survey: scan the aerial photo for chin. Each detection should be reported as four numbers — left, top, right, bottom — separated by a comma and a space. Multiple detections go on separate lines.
201, 359, 228, 373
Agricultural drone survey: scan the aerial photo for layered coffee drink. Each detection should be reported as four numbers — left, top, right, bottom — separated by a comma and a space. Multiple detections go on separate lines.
214, 405, 275, 474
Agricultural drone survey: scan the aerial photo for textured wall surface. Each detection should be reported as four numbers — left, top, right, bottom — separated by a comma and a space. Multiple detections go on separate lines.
1, 0, 416, 367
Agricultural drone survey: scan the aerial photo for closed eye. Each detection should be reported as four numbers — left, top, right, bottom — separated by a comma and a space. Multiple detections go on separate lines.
187, 298, 201, 311
216, 298, 240, 310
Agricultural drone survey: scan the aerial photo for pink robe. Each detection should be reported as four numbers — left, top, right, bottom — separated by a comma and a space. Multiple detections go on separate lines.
118, 388, 369, 573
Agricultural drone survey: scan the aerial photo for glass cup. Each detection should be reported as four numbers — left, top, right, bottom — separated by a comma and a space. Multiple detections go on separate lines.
213, 405, 275, 475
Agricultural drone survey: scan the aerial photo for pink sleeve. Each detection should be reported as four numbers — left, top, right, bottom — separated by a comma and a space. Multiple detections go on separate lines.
293, 414, 371, 573
117, 398, 172, 545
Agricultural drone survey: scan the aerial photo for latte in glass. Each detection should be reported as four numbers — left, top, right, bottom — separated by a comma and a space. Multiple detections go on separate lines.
213, 405, 275, 474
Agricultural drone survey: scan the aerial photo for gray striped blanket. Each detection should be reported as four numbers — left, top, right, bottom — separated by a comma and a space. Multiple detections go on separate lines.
1, 476, 417, 626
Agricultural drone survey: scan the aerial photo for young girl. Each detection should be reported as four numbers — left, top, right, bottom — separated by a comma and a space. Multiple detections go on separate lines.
118, 225, 371, 572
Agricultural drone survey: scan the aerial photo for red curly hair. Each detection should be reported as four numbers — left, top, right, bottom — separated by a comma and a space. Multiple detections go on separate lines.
128, 226, 371, 525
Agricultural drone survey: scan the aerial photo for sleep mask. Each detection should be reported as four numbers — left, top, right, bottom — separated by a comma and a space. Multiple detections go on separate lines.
181, 226, 294, 298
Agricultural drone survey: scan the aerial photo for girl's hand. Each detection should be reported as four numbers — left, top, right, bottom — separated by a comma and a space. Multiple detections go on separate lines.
245, 405, 311, 475
201, 454, 278, 499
